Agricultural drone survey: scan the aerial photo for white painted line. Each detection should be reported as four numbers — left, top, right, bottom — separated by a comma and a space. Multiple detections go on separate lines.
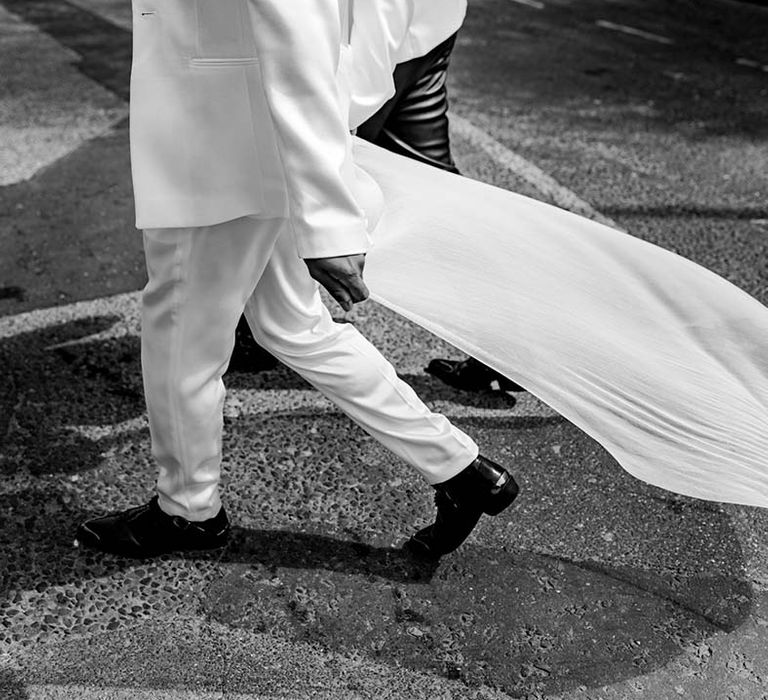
0, 6, 127, 186
596, 20, 674, 45
0, 291, 140, 340
66, 0, 133, 30
27, 686, 281, 700
751, 219, 768, 227
735, 57, 768, 72
508, 0, 545, 9
65, 416, 148, 440
450, 114, 621, 229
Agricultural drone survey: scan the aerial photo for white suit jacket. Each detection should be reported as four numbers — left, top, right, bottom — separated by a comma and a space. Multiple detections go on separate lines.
129, 0, 467, 257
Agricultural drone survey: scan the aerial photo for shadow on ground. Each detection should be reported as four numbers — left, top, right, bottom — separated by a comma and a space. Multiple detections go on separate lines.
200, 530, 752, 697
0, 315, 755, 697
0, 489, 754, 697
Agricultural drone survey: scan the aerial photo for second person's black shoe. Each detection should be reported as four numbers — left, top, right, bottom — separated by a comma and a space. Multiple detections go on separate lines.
426, 356, 525, 393
405, 455, 519, 559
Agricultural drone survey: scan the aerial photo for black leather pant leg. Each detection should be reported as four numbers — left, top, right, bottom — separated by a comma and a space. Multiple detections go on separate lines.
356, 33, 460, 174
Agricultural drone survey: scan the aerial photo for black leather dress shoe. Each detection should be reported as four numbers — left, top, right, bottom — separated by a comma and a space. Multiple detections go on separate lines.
75, 496, 230, 558
405, 455, 519, 559
426, 356, 525, 393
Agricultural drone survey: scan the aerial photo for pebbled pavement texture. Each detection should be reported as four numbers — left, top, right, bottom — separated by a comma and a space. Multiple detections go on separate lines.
2, 292, 768, 699
1, 1, 768, 698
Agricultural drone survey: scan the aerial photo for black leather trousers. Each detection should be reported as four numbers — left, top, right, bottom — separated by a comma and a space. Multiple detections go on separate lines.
356, 33, 460, 174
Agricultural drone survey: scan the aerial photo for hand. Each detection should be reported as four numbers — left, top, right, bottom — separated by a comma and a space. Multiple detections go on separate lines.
304, 254, 370, 312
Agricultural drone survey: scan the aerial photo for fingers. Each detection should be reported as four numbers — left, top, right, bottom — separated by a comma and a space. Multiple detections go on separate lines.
342, 267, 369, 305
337, 254, 369, 303
305, 254, 370, 312
319, 271, 355, 312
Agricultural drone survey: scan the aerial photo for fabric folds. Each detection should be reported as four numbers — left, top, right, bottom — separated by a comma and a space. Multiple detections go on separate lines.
354, 138, 768, 508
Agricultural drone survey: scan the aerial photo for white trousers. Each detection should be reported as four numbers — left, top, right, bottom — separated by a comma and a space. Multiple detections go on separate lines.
141, 216, 479, 520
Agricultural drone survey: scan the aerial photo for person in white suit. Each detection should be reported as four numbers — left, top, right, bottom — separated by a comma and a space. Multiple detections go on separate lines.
75, 0, 519, 559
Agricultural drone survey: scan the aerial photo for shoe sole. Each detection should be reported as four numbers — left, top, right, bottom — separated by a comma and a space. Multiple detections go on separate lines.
74, 534, 229, 559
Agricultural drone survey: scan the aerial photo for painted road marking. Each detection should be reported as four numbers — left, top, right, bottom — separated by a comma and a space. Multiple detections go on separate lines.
66, 0, 133, 30
450, 114, 621, 229
595, 20, 674, 45
736, 58, 768, 72
662, 70, 688, 82
508, 0, 545, 9
0, 5, 126, 185
26, 686, 283, 700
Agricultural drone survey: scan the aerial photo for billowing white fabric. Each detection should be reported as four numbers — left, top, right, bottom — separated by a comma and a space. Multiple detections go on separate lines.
354, 138, 768, 508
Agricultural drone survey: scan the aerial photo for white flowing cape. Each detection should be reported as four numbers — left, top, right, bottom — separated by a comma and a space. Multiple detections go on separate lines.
354, 138, 768, 509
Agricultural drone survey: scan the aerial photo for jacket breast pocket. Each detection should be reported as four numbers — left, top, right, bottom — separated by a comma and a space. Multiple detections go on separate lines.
189, 57, 260, 67
194, 0, 257, 62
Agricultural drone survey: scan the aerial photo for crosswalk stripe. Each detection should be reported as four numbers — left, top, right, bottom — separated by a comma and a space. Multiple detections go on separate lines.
450, 114, 620, 229
595, 20, 674, 45
27, 686, 286, 700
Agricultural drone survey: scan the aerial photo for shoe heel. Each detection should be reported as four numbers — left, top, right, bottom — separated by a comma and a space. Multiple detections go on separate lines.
483, 475, 519, 516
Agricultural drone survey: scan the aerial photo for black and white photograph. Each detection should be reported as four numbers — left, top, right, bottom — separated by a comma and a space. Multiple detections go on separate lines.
1, 0, 767, 698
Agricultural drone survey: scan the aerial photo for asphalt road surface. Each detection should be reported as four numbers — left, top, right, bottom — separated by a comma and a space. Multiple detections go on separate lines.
1, 1, 768, 699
